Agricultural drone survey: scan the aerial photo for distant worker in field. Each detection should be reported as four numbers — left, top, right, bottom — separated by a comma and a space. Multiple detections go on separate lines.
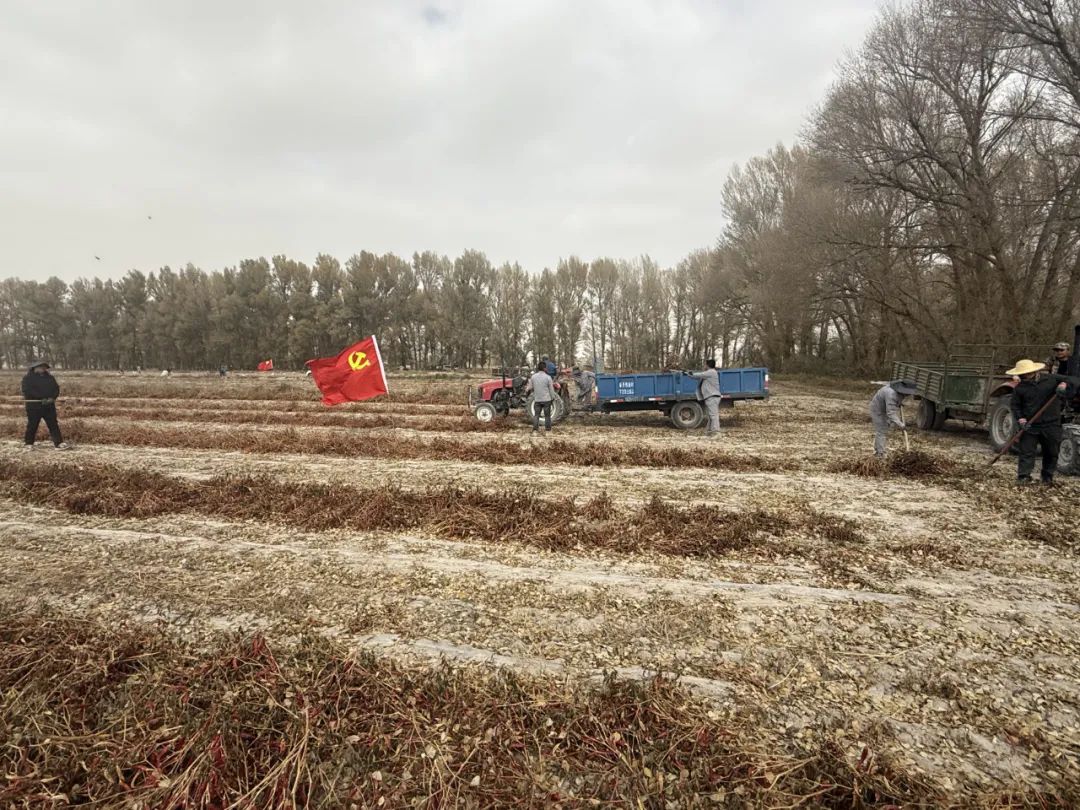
686, 359, 722, 435
218, 364, 228, 377
525, 361, 556, 434
1048, 342, 1072, 376
541, 355, 557, 377
21, 360, 70, 451
1007, 359, 1080, 487
868, 379, 918, 457
572, 365, 595, 406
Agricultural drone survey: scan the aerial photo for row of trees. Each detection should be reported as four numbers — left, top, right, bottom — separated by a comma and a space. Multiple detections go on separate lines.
2, 0, 1078, 374
719, 0, 1080, 371
0, 251, 747, 372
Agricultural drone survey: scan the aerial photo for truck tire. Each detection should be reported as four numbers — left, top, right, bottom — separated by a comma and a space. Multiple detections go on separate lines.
473, 402, 498, 423
1058, 430, 1078, 474
916, 399, 947, 431
670, 400, 704, 430
987, 396, 1016, 451
524, 395, 568, 425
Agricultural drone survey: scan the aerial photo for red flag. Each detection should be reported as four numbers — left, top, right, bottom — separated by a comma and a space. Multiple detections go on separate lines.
257, 359, 274, 371
305, 336, 388, 406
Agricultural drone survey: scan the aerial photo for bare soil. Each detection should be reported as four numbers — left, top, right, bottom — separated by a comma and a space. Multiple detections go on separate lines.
2, 373, 1078, 802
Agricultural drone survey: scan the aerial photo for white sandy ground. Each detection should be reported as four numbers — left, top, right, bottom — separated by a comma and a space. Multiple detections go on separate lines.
1, 380, 1079, 794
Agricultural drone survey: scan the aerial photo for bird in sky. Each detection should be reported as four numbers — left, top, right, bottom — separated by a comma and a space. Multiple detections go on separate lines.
94, 255, 101, 261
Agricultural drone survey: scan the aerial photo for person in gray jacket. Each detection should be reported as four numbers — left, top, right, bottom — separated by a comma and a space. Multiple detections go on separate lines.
525, 361, 557, 433
572, 365, 596, 406
869, 379, 918, 456
686, 359, 722, 435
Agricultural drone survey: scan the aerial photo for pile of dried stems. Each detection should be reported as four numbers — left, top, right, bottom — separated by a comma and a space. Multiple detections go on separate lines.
59, 377, 466, 404
0, 460, 854, 562
3, 419, 793, 472
828, 450, 962, 480
0, 610, 985, 808
2, 404, 505, 434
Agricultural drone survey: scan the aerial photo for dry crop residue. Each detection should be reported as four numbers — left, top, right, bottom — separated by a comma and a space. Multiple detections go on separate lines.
1, 373, 1079, 805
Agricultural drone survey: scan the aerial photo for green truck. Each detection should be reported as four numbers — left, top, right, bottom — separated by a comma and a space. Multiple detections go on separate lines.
891, 325, 1080, 473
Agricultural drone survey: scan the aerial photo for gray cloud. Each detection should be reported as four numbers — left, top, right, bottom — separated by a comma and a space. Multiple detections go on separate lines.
0, 0, 883, 281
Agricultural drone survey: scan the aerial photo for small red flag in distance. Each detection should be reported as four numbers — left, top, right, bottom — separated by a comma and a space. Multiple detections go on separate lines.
257, 359, 274, 371
305, 336, 389, 406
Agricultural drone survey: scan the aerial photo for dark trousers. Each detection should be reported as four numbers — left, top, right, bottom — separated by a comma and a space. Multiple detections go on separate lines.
25, 402, 63, 446
1017, 423, 1061, 481
532, 401, 552, 431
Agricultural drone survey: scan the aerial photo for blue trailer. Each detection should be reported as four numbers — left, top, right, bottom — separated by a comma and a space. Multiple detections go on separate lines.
594, 367, 769, 429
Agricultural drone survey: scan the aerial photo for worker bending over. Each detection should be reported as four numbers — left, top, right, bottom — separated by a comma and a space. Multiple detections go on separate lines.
869, 380, 917, 457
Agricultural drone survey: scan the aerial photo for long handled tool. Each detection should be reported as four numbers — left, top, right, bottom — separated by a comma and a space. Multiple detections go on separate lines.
987, 392, 1060, 467
900, 404, 911, 451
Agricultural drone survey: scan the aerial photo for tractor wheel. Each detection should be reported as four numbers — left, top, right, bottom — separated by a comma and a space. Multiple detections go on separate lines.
473, 402, 498, 423
987, 396, 1016, 451
524, 396, 568, 425
670, 400, 704, 430
916, 399, 947, 431
1058, 430, 1078, 474
551, 396, 568, 422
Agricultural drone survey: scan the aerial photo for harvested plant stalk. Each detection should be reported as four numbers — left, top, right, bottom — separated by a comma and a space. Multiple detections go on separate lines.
0, 459, 853, 561
2, 418, 793, 472
0, 611, 956, 808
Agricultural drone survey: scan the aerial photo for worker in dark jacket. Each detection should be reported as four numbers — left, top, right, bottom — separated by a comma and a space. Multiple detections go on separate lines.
21, 360, 70, 450
1048, 342, 1072, 376
1007, 358, 1080, 486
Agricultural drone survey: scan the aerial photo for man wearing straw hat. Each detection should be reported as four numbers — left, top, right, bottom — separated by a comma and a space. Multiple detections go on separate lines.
21, 360, 70, 450
1007, 358, 1079, 486
869, 379, 918, 457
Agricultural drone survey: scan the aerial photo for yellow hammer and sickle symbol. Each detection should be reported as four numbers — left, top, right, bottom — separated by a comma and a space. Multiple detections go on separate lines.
348, 351, 371, 372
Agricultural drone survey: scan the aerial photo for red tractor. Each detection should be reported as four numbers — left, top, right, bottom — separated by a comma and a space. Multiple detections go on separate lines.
469, 367, 573, 424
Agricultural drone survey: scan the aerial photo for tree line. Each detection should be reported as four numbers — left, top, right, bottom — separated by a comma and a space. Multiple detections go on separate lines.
2, 0, 1078, 375
0, 251, 742, 372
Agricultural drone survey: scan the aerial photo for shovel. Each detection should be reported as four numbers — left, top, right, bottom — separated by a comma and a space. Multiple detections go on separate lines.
987, 389, 1062, 467
900, 404, 911, 451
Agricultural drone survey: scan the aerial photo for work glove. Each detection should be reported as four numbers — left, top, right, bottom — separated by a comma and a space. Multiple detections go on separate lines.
1019, 418, 1028, 430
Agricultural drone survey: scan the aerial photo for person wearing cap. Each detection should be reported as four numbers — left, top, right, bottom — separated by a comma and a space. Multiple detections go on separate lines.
1048, 342, 1072, 376
869, 379, 918, 457
1007, 358, 1080, 486
21, 360, 69, 450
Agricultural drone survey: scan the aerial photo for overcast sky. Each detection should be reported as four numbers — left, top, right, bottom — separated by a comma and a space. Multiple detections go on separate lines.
1, 0, 884, 283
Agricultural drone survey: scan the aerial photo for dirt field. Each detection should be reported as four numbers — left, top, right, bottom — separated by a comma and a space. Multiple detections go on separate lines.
1, 370, 1078, 806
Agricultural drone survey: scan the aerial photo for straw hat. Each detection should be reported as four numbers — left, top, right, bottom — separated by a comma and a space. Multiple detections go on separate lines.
1006, 359, 1045, 376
